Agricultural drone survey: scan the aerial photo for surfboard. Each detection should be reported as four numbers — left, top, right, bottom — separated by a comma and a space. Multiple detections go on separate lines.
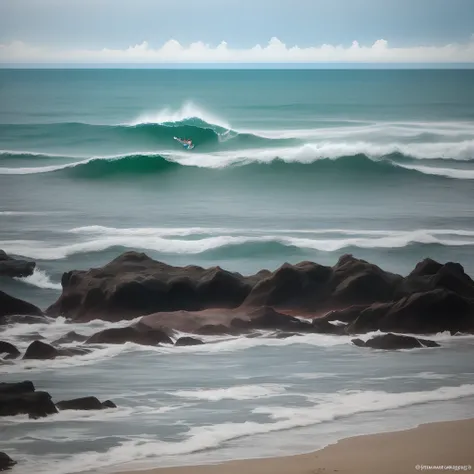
174, 136, 194, 150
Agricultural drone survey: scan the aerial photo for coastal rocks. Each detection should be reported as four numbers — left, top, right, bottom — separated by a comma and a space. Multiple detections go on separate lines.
46, 252, 260, 321
0, 290, 43, 321
23, 340, 90, 360
0, 381, 58, 419
56, 396, 117, 411
45, 251, 474, 336
352, 333, 440, 350
230, 306, 313, 332
86, 323, 173, 346
241, 255, 402, 312
347, 289, 473, 335
0, 341, 21, 360
0, 452, 16, 471
174, 336, 204, 346
0, 249, 35, 278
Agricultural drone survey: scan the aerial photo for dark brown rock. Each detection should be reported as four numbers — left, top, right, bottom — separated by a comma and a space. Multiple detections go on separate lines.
86, 324, 172, 346
0, 341, 21, 360
174, 336, 204, 346
0, 452, 16, 471
0, 249, 35, 278
56, 396, 117, 411
348, 289, 473, 334
352, 333, 440, 350
52, 331, 88, 345
23, 340, 90, 359
0, 290, 43, 321
0, 382, 57, 419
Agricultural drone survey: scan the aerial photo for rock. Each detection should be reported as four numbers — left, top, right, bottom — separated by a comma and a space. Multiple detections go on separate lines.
23, 340, 59, 359
23, 340, 90, 360
174, 336, 204, 346
0, 381, 35, 395
352, 333, 440, 350
0, 249, 35, 278
348, 289, 474, 334
231, 306, 313, 332
56, 396, 117, 411
86, 324, 173, 346
0, 341, 21, 360
46, 252, 262, 321
0, 381, 57, 419
52, 331, 88, 345
242, 255, 402, 312
401, 259, 474, 299
0, 290, 43, 321
0, 452, 16, 471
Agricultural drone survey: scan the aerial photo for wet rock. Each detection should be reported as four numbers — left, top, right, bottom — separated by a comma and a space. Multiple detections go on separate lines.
0, 341, 21, 360
0, 452, 16, 471
0, 249, 35, 278
86, 325, 173, 346
352, 333, 440, 350
0, 381, 57, 419
56, 396, 117, 411
0, 290, 43, 321
52, 331, 88, 345
23, 340, 90, 359
174, 336, 204, 346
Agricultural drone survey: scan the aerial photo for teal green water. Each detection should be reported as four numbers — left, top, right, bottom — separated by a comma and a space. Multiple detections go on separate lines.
1, 69, 474, 307
1, 69, 474, 474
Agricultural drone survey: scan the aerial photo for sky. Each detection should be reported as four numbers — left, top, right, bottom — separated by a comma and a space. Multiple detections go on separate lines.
0, 0, 474, 65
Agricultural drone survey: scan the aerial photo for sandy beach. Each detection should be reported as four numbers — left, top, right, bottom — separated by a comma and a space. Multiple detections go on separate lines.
117, 418, 474, 474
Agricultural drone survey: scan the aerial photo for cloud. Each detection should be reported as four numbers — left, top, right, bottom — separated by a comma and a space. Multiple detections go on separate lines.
1, 37, 474, 63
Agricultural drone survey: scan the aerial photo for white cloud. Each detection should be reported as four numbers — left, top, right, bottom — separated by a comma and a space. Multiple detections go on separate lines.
1, 37, 474, 63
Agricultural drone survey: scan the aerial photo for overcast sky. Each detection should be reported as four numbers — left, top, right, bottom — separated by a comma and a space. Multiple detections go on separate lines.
1, 0, 473, 64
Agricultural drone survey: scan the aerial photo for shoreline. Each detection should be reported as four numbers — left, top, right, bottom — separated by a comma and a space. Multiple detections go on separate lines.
115, 417, 474, 474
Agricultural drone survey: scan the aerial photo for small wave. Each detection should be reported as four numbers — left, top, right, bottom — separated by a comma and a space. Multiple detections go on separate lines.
170, 384, 288, 401
15, 268, 62, 290
128, 101, 231, 129
2, 228, 474, 260
22, 384, 474, 474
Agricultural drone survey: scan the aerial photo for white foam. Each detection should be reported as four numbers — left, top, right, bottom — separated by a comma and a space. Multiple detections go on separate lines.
15, 268, 62, 290
170, 384, 288, 401
397, 162, 474, 180
24, 384, 474, 474
2, 141, 474, 177
2, 229, 474, 260
128, 101, 231, 129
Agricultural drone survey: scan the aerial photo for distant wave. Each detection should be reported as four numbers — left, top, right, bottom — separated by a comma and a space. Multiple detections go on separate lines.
1, 151, 474, 181
2, 228, 474, 260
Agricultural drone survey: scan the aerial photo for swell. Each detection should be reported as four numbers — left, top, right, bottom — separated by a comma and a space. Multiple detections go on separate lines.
1, 152, 474, 181
3, 229, 474, 260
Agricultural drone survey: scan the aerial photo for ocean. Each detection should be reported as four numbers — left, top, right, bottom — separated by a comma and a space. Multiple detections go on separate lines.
1, 68, 474, 473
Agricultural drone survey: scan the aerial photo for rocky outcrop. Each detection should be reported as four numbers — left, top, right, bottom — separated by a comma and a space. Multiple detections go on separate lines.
44, 252, 474, 335
23, 340, 90, 360
0, 452, 16, 471
0, 249, 35, 278
352, 333, 440, 350
56, 396, 117, 411
46, 252, 262, 321
0, 341, 21, 360
0, 290, 43, 321
86, 323, 173, 346
347, 289, 473, 335
174, 336, 204, 346
0, 381, 58, 419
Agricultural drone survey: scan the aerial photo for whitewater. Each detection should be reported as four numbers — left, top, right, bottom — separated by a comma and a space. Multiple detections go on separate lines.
1, 68, 474, 474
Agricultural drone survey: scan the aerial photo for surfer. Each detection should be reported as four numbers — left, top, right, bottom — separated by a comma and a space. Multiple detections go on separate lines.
174, 137, 194, 149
